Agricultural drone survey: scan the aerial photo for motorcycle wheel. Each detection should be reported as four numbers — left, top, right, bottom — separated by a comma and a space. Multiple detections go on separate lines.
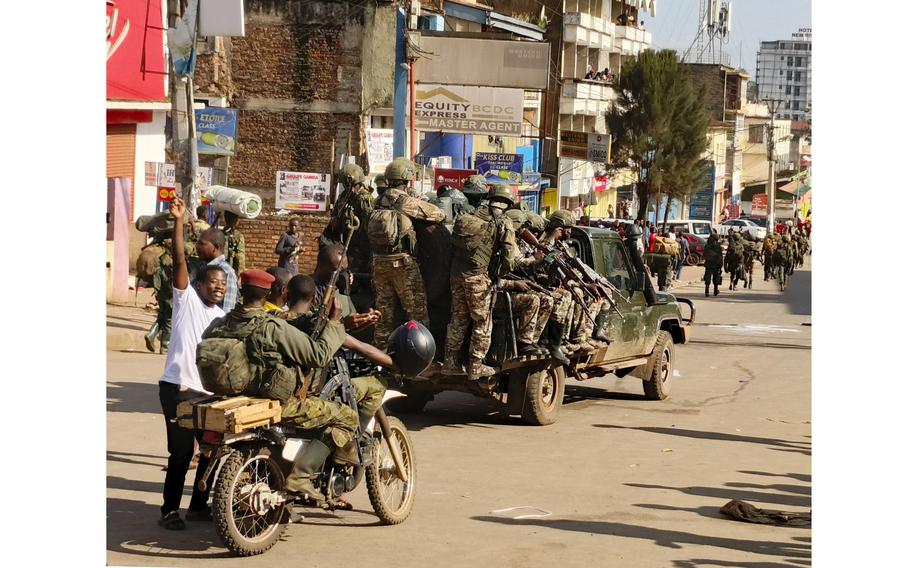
366, 416, 416, 525
212, 447, 287, 557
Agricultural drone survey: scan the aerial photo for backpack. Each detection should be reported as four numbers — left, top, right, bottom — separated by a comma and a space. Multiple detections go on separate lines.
652, 236, 679, 256
368, 192, 415, 254
772, 247, 790, 265
197, 315, 276, 396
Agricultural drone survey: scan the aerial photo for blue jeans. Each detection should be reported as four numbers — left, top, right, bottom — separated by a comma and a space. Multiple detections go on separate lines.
675, 255, 686, 279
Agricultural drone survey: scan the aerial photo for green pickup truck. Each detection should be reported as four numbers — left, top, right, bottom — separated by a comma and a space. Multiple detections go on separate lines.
388, 226, 695, 425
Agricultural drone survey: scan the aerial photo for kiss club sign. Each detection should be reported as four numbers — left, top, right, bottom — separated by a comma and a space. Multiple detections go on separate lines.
107, 0, 166, 101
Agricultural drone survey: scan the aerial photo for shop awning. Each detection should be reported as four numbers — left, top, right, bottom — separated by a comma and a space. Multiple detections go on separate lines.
741, 184, 797, 202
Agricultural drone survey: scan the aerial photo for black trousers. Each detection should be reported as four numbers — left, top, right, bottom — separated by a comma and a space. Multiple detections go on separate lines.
158, 382, 215, 516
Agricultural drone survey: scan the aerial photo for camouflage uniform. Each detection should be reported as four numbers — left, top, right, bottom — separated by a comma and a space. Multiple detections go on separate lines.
325, 185, 374, 277
224, 226, 246, 275
762, 235, 777, 281
445, 204, 516, 375
370, 186, 445, 348
500, 281, 554, 345
203, 306, 357, 449
703, 235, 724, 296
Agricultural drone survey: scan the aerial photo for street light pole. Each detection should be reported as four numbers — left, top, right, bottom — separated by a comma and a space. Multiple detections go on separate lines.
763, 98, 782, 229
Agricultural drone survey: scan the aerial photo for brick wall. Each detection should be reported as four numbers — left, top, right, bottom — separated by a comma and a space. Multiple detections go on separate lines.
236, 213, 330, 275
685, 64, 727, 123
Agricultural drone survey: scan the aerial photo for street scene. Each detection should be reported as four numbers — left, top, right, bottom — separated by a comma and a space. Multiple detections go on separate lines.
105, 0, 812, 565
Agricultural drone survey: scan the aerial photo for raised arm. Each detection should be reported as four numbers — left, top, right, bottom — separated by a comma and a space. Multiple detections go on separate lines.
170, 198, 189, 291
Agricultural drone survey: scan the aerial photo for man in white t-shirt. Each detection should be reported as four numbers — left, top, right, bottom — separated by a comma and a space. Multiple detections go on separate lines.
157, 197, 227, 531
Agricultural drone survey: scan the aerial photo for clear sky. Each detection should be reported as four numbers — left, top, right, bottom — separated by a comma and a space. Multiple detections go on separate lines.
642, 0, 812, 77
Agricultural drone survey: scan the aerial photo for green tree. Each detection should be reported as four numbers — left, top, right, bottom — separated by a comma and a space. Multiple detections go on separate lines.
606, 49, 709, 223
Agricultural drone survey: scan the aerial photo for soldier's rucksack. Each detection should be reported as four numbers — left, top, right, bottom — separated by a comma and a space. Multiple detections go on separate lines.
652, 236, 680, 256
772, 246, 790, 265
368, 191, 415, 254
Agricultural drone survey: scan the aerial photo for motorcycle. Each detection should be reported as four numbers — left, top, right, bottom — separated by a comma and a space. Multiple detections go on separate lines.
196, 352, 417, 556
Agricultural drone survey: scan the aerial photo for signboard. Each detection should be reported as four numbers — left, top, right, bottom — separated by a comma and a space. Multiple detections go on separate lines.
144, 161, 158, 187
153, 164, 213, 202
413, 84, 523, 137
689, 163, 716, 221
106, 0, 166, 101
414, 36, 550, 90
199, 0, 245, 36
593, 176, 608, 192
195, 108, 238, 155
475, 153, 524, 185
587, 133, 611, 164
366, 129, 395, 175
522, 173, 542, 192
157, 163, 176, 188
433, 168, 476, 191
519, 190, 540, 214
559, 130, 588, 160
276, 171, 331, 211
751, 194, 768, 217
167, 0, 199, 77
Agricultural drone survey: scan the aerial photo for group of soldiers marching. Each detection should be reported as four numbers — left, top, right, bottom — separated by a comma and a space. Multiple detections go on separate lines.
321, 158, 618, 388
701, 226, 810, 296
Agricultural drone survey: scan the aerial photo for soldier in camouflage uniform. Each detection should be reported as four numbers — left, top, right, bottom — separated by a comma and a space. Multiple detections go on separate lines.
773, 234, 793, 291
431, 183, 474, 224
368, 158, 446, 349
442, 185, 517, 380
501, 209, 551, 356
322, 163, 374, 293
762, 234, 777, 281
741, 234, 761, 290
703, 232, 724, 297
724, 232, 746, 291
222, 211, 246, 275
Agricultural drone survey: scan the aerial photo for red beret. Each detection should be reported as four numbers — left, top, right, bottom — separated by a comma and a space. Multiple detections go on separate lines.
240, 269, 275, 289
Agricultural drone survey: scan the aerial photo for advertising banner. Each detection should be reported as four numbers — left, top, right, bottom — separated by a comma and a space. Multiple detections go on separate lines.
167, 0, 199, 77
558, 130, 588, 160
689, 163, 716, 221
195, 108, 238, 155
106, 0, 166, 101
414, 36, 550, 90
154, 164, 213, 202
751, 194, 768, 217
276, 171, 331, 211
519, 190, 540, 214
413, 85, 523, 137
475, 153, 524, 185
593, 176, 609, 192
433, 168, 476, 191
366, 129, 395, 175
587, 133, 611, 164
522, 173, 542, 192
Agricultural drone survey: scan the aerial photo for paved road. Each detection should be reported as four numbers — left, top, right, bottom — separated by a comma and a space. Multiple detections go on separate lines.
107, 261, 811, 567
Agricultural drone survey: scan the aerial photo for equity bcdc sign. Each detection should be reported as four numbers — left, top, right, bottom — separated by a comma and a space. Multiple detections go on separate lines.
413, 84, 523, 137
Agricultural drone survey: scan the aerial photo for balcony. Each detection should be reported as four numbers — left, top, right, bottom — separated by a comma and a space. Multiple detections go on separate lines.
561, 79, 616, 102
564, 12, 618, 48
614, 25, 652, 55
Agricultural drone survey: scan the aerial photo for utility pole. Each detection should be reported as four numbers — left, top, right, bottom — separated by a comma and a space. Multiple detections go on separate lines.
763, 98, 783, 229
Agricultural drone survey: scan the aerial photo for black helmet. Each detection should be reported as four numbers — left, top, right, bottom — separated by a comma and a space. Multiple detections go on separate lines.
624, 222, 642, 239
387, 320, 436, 377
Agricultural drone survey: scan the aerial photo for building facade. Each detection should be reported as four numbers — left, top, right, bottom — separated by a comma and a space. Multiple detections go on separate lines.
754, 29, 812, 121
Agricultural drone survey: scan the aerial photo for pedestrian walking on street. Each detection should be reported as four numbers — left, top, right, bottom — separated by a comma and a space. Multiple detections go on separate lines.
275, 218, 302, 274
156, 197, 227, 531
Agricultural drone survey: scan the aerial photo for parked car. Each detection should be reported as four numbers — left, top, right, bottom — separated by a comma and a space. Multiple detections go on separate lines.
680, 233, 707, 266
739, 216, 768, 228
715, 218, 767, 240
663, 220, 713, 238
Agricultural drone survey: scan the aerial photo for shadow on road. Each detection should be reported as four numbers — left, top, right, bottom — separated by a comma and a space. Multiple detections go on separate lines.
563, 384, 648, 405
739, 470, 811, 484
107, 450, 167, 469
470, 515, 810, 560
672, 558, 808, 568
625, 482, 811, 509
394, 392, 506, 432
107, 497, 231, 559
593, 425, 811, 455
107, 381, 162, 414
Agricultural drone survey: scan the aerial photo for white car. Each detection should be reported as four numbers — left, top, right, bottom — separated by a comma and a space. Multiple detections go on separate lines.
716, 218, 767, 240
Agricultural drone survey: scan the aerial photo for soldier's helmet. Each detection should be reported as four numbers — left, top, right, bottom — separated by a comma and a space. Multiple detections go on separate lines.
505, 209, 529, 231
783, 234, 792, 243
373, 174, 388, 191
527, 212, 547, 233
547, 209, 576, 231
336, 163, 365, 188
625, 222, 643, 239
387, 320, 436, 377
489, 185, 515, 206
461, 174, 488, 195
384, 157, 421, 185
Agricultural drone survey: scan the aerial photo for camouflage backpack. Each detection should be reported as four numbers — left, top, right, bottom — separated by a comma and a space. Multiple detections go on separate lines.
368, 190, 415, 254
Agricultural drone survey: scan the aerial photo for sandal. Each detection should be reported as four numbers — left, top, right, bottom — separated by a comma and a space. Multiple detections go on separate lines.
158, 511, 186, 531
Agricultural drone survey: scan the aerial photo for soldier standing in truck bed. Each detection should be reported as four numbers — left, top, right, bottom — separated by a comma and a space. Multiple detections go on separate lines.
368, 158, 446, 349
442, 186, 517, 381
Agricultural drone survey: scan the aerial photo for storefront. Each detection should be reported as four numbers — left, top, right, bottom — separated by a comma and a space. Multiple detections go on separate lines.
106, 0, 168, 301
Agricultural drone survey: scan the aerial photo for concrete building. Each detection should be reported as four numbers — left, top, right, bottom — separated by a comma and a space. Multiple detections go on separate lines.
754, 29, 812, 121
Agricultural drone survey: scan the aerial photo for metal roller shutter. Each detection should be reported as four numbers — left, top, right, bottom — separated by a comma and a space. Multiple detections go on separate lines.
106, 123, 136, 220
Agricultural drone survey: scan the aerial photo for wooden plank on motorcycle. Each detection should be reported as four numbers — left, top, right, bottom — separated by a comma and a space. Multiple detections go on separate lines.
176, 396, 282, 433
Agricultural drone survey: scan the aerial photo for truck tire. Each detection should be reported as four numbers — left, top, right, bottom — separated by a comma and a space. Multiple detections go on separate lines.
521, 365, 565, 426
642, 331, 674, 401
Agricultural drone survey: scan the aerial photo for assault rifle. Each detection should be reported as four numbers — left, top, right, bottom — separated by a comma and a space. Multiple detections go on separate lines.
310, 211, 360, 339
517, 228, 597, 325
489, 213, 518, 357
555, 241, 629, 322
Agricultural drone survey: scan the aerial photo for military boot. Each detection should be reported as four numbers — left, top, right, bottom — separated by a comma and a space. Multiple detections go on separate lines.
285, 439, 332, 499
144, 322, 160, 353
705, 284, 710, 297
517, 341, 544, 357
440, 353, 464, 375
713, 285, 720, 296
544, 322, 571, 366
467, 359, 496, 381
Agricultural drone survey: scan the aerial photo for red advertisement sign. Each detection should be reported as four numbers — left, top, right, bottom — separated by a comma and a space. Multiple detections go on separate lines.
433, 168, 476, 191
107, 0, 166, 101
751, 194, 768, 217
593, 176, 608, 192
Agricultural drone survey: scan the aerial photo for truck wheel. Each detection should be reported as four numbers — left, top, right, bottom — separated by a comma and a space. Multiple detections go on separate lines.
642, 331, 674, 401
521, 366, 565, 426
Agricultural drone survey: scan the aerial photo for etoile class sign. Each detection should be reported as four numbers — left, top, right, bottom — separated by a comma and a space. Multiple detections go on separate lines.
413, 84, 523, 136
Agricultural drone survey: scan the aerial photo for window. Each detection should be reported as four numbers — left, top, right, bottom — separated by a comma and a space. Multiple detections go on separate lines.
786, 85, 792, 95
779, 69, 783, 75
793, 101, 800, 110
796, 57, 803, 67
787, 56, 793, 66
795, 71, 802, 82
748, 125, 764, 143
601, 240, 633, 291
787, 70, 793, 80
785, 100, 791, 109
794, 86, 801, 97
